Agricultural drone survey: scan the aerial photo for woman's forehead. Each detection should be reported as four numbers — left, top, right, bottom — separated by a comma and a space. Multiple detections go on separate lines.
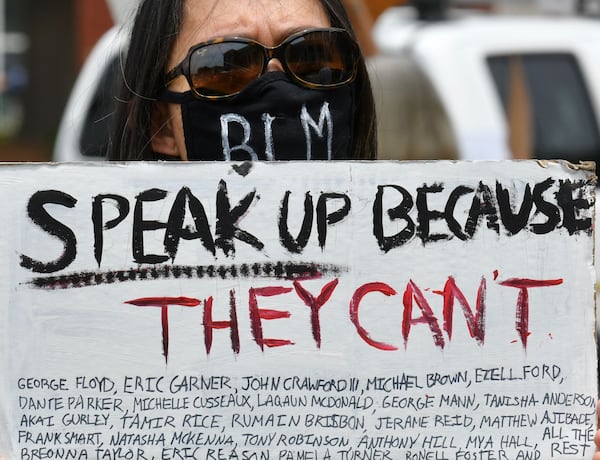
176, 0, 330, 51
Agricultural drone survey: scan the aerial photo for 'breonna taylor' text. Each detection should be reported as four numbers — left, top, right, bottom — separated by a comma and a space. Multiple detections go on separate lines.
18, 177, 593, 274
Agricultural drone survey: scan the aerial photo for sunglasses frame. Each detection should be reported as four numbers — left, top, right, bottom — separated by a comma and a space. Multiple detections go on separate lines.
164, 27, 360, 100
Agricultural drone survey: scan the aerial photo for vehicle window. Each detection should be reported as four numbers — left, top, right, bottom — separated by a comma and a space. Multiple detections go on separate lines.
487, 53, 600, 163
79, 56, 120, 158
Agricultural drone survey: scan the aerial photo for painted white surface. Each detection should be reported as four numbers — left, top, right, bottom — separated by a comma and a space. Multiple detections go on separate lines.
0, 161, 596, 460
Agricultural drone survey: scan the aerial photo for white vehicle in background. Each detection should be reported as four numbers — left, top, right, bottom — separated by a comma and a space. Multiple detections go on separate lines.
53, 26, 127, 162
53, 0, 135, 162
370, 5, 600, 165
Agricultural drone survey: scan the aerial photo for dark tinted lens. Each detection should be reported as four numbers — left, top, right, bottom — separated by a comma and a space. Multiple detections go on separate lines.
189, 41, 265, 97
284, 30, 357, 86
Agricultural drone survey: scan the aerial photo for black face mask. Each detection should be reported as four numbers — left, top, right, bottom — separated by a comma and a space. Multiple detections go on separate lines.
160, 72, 355, 161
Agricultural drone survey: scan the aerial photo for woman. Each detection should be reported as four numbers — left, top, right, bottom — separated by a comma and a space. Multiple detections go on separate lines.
104, 2, 600, 454
107, 0, 377, 161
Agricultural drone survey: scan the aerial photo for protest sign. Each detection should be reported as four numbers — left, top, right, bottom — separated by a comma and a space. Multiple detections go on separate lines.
0, 160, 596, 460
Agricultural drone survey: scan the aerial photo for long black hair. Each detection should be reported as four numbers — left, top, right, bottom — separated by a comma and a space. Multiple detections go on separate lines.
107, 0, 377, 161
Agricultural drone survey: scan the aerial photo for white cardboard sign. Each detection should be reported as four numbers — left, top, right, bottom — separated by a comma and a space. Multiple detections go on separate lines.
0, 161, 596, 460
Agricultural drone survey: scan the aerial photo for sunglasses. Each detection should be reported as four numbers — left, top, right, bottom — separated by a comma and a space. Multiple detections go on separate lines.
164, 28, 360, 99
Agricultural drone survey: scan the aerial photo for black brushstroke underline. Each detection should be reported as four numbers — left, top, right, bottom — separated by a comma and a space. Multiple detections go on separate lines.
26, 262, 348, 290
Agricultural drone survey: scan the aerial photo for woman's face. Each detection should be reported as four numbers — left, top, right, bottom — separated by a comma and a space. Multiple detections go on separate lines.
152, 0, 331, 160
